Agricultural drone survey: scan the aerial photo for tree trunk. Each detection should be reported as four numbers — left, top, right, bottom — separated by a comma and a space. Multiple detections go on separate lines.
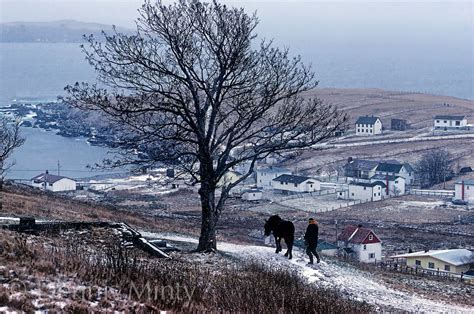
197, 180, 219, 252
0, 178, 3, 211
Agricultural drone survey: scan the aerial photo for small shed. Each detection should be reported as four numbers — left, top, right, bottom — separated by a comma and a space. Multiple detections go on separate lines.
317, 241, 338, 256
390, 118, 409, 131
241, 189, 263, 201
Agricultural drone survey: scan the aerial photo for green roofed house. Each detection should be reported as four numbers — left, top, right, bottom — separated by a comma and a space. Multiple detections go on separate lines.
317, 241, 339, 257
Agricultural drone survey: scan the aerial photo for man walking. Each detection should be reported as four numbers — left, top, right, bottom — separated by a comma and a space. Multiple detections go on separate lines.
304, 218, 320, 264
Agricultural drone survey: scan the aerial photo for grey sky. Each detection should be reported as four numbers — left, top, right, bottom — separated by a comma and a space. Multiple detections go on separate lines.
1, 1, 471, 29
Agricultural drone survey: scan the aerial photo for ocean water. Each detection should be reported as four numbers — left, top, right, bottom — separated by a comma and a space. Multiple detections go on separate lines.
6, 128, 123, 180
0, 1, 472, 179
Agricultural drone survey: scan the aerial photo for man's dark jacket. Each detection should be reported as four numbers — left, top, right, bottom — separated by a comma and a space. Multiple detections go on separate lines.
304, 224, 319, 247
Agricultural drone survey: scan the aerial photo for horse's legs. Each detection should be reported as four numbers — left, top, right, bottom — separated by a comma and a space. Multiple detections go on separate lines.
284, 237, 294, 259
274, 235, 281, 253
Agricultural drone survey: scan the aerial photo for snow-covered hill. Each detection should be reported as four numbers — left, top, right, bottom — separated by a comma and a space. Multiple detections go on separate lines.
152, 233, 472, 313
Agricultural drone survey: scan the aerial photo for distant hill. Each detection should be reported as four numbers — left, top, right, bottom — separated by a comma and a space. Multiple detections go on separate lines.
0, 20, 132, 43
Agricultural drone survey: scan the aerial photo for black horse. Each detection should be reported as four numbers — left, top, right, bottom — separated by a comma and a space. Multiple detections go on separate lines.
264, 215, 294, 259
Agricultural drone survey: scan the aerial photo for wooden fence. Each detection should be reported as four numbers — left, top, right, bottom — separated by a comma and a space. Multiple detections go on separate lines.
375, 260, 471, 283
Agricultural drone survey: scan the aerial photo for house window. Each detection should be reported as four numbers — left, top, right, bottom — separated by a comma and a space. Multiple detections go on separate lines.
369, 253, 375, 259
436, 120, 440, 123
363, 245, 367, 250
455, 121, 460, 126
444, 265, 450, 271
368, 235, 373, 240
370, 130, 372, 133
294, 183, 297, 187
357, 129, 360, 132
378, 192, 380, 196
428, 262, 435, 269
444, 120, 447, 123
467, 186, 470, 190
364, 187, 366, 190
415, 260, 421, 266
374, 193, 376, 197
351, 193, 354, 196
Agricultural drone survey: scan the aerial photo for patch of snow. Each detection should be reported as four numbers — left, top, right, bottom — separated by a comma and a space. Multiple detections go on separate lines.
152, 232, 473, 313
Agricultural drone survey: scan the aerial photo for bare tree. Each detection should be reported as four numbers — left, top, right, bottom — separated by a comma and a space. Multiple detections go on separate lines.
0, 116, 25, 210
416, 149, 454, 188
65, 0, 347, 251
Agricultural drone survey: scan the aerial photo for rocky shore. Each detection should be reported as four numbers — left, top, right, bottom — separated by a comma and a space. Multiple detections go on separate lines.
0, 102, 118, 148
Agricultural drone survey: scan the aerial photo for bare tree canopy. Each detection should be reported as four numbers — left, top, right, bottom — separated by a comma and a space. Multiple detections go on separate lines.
65, 0, 347, 251
416, 149, 454, 188
0, 116, 25, 209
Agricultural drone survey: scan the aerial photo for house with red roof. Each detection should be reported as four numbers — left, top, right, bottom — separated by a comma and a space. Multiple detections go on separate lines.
337, 225, 382, 263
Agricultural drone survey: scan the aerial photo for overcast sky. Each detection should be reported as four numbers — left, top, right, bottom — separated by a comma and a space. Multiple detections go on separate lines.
1, 0, 472, 29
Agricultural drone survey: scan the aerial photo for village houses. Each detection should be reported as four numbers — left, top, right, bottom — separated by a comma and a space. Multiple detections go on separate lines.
391, 249, 473, 275
355, 116, 382, 136
272, 174, 321, 194
369, 174, 406, 196
375, 162, 415, 186
344, 158, 379, 179
344, 158, 415, 186
433, 115, 468, 129
256, 167, 291, 189
338, 181, 386, 201
30, 171, 77, 192
337, 225, 382, 263
454, 180, 474, 203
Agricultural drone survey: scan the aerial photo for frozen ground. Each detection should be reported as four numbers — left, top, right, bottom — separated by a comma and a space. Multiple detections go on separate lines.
152, 233, 473, 313
274, 192, 357, 212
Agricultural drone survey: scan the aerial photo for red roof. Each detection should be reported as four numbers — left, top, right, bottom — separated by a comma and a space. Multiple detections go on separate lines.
337, 225, 381, 244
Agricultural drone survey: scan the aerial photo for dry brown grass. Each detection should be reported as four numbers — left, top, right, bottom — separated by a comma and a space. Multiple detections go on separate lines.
0, 229, 373, 312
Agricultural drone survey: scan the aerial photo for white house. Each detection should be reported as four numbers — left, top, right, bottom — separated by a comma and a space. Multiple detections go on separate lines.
256, 167, 291, 189
434, 115, 468, 129
340, 181, 386, 201
31, 171, 76, 192
355, 116, 383, 136
272, 174, 320, 194
369, 174, 406, 196
337, 225, 382, 263
391, 249, 473, 275
241, 189, 263, 201
375, 162, 415, 186
454, 180, 474, 203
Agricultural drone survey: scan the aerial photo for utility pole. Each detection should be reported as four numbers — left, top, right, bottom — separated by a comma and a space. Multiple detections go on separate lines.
57, 160, 61, 176
334, 219, 338, 244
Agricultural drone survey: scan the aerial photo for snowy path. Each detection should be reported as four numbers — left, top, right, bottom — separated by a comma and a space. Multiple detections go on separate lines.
150, 233, 473, 313
316, 133, 474, 149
